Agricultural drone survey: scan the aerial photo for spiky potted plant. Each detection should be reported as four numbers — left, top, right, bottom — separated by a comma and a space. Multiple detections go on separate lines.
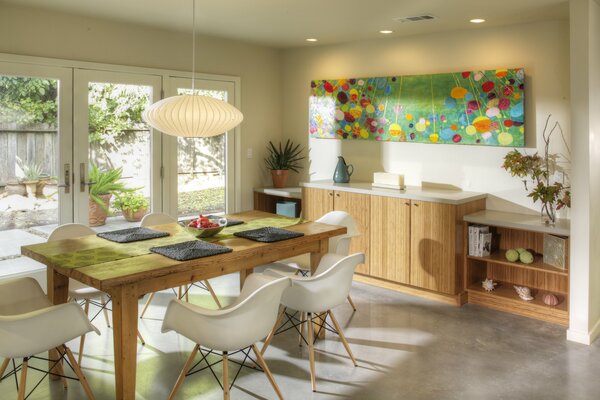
88, 165, 134, 226
264, 140, 305, 188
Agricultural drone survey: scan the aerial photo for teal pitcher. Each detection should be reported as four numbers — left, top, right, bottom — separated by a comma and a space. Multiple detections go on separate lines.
333, 156, 353, 183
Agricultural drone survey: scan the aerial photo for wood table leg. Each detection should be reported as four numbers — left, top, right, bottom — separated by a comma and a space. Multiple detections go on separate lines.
110, 285, 139, 400
310, 239, 329, 339
47, 267, 68, 380
239, 267, 253, 291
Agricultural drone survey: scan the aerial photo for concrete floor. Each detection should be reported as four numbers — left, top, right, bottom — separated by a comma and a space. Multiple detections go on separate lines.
0, 273, 598, 400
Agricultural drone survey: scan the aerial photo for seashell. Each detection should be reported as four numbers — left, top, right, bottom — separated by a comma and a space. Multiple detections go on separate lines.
543, 293, 559, 306
513, 285, 534, 301
482, 279, 497, 292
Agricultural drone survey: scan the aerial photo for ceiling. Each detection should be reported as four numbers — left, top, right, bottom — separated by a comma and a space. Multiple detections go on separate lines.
1, 0, 569, 48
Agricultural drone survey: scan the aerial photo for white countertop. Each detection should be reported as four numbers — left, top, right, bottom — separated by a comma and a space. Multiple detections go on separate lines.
301, 181, 487, 205
253, 187, 302, 199
464, 210, 570, 236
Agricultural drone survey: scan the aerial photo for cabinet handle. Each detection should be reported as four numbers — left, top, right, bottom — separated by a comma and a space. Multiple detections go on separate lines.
405, 202, 410, 206
414, 203, 419, 207
328, 192, 333, 197
336, 193, 340, 197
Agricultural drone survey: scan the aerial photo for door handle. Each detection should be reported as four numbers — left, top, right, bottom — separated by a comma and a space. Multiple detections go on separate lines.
80, 163, 95, 192
58, 163, 70, 194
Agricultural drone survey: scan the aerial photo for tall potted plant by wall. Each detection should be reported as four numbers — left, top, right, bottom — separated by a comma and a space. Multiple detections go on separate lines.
113, 191, 149, 222
88, 165, 133, 226
264, 140, 305, 188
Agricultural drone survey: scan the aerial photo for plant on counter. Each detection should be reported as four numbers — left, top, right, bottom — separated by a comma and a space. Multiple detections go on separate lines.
502, 115, 571, 224
113, 191, 149, 222
264, 139, 305, 188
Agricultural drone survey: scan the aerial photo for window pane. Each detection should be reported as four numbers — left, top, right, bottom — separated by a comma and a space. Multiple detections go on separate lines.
176, 88, 227, 218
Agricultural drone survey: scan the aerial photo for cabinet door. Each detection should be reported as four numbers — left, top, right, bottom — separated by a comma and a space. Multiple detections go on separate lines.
333, 191, 370, 275
302, 187, 333, 220
410, 200, 457, 294
370, 196, 411, 284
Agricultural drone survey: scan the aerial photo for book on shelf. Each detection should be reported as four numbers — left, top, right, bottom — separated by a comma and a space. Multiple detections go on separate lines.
468, 224, 490, 257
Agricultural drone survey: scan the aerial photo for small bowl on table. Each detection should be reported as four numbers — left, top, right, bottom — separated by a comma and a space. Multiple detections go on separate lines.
182, 216, 228, 238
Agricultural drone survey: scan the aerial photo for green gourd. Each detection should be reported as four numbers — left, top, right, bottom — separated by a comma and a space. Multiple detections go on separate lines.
519, 250, 534, 264
505, 249, 520, 262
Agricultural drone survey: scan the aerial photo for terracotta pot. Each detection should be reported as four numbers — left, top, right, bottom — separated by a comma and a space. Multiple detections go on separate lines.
89, 193, 112, 227
22, 180, 39, 198
122, 207, 148, 222
271, 170, 289, 188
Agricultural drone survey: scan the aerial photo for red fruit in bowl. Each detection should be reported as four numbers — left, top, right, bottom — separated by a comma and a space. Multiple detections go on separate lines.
188, 220, 198, 227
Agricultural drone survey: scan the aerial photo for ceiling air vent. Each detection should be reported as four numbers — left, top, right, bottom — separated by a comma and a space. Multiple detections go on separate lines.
393, 14, 437, 23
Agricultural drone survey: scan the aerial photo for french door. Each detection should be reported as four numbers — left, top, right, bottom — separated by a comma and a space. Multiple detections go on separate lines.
162, 77, 237, 219
0, 61, 72, 273
73, 69, 162, 230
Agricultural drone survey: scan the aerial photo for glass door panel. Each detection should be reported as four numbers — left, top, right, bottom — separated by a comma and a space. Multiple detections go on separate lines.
0, 62, 72, 276
164, 78, 237, 219
74, 70, 161, 231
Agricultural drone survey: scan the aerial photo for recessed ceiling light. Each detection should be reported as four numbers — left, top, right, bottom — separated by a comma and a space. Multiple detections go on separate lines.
470, 18, 486, 24
306, 38, 318, 42
379, 30, 394, 34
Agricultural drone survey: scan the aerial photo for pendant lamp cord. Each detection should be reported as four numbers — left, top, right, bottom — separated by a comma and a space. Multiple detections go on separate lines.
191, 0, 196, 92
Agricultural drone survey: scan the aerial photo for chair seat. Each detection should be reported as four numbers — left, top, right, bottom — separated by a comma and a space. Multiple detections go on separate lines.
68, 279, 105, 299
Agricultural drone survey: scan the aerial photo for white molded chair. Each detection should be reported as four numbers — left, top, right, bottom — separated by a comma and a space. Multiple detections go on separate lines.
139, 213, 223, 317
0, 277, 99, 400
270, 211, 361, 310
48, 223, 145, 364
162, 275, 291, 400
261, 252, 365, 392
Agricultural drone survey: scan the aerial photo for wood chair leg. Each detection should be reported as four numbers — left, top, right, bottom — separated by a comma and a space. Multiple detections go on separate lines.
204, 281, 222, 308
17, 358, 28, 400
140, 292, 155, 319
251, 345, 283, 400
261, 307, 286, 355
299, 312, 305, 346
137, 330, 146, 345
78, 299, 90, 365
0, 358, 10, 381
222, 352, 230, 400
64, 346, 96, 400
307, 312, 317, 392
346, 295, 357, 311
168, 344, 199, 400
54, 353, 68, 389
101, 295, 111, 327
328, 310, 357, 366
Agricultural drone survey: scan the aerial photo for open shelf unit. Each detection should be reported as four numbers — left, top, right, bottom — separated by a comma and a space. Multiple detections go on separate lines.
463, 210, 570, 326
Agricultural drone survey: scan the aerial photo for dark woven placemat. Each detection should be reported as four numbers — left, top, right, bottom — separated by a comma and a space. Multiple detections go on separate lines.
206, 215, 244, 227
97, 227, 170, 243
150, 240, 233, 261
233, 227, 304, 243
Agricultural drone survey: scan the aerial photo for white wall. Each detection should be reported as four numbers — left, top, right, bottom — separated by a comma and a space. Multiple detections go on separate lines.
0, 3, 283, 211
568, 0, 600, 345
282, 21, 570, 215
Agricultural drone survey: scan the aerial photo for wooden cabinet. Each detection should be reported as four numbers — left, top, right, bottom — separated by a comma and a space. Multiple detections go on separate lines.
302, 188, 370, 274
302, 185, 485, 302
370, 196, 410, 284
302, 187, 333, 221
332, 191, 370, 275
409, 201, 456, 294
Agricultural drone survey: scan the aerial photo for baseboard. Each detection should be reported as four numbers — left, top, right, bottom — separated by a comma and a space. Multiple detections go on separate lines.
353, 274, 462, 306
567, 317, 600, 345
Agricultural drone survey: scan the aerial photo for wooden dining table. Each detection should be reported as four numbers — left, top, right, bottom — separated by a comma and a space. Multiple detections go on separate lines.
20, 210, 345, 400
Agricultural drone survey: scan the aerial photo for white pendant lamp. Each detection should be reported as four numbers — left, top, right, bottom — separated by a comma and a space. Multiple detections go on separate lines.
142, 0, 243, 137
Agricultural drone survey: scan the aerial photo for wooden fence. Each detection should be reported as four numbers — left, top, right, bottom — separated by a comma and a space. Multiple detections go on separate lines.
0, 125, 57, 184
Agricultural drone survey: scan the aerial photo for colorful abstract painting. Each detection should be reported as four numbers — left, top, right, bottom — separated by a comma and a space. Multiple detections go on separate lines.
309, 68, 525, 147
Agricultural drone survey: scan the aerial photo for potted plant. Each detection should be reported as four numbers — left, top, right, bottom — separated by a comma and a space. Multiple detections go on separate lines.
113, 191, 149, 222
264, 140, 305, 188
88, 164, 134, 226
20, 161, 44, 198
502, 115, 571, 225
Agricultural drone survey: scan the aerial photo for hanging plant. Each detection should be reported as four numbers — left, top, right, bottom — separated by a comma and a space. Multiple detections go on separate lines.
502, 115, 571, 224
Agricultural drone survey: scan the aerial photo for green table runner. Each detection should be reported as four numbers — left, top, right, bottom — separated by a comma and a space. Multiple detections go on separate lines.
48, 216, 303, 269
